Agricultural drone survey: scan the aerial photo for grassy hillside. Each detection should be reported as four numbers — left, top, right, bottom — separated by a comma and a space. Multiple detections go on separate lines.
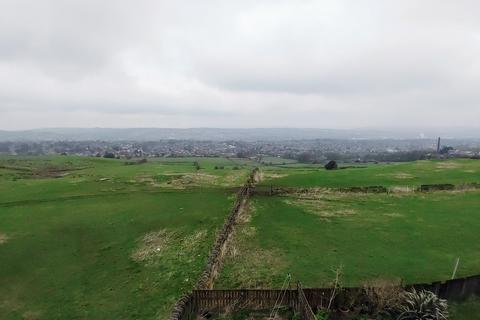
2, 156, 480, 319
0, 156, 255, 203
0, 156, 255, 319
260, 159, 480, 188
217, 189, 480, 288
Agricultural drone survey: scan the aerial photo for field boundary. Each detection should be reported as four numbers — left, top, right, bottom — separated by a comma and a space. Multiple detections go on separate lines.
170, 168, 260, 320
255, 182, 480, 196
173, 274, 480, 319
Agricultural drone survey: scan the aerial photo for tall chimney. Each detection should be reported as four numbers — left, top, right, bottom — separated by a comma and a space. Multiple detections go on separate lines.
437, 137, 441, 153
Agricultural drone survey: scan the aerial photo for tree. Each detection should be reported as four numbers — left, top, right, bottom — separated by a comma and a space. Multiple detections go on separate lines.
324, 160, 338, 170
193, 161, 200, 171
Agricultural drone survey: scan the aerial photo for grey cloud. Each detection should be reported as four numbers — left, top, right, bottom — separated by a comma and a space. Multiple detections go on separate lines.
0, 0, 479, 129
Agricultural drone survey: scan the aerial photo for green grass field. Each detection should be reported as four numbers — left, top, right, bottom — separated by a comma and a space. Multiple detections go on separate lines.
217, 159, 480, 289
2, 156, 480, 319
0, 156, 257, 319
260, 159, 480, 188
450, 297, 480, 319
217, 191, 480, 288
0, 156, 256, 203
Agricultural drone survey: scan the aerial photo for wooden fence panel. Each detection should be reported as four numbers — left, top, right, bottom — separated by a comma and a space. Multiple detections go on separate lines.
179, 275, 480, 319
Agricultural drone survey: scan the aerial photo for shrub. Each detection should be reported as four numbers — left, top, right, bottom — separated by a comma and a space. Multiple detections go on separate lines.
394, 289, 448, 320
193, 161, 200, 170
324, 160, 338, 170
363, 278, 403, 316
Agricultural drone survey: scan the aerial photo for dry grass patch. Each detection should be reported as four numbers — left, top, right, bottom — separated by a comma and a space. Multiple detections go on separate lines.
285, 198, 357, 221
151, 173, 220, 188
222, 171, 243, 185
388, 186, 415, 193
131, 229, 175, 263
383, 212, 404, 218
135, 175, 154, 183
375, 172, 414, 180
262, 172, 288, 180
436, 161, 461, 169
227, 202, 254, 258
0, 233, 9, 244
392, 172, 414, 179
168, 173, 220, 188
363, 278, 403, 315
237, 201, 254, 224
181, 230, 208, 252
131, 229, 208, 265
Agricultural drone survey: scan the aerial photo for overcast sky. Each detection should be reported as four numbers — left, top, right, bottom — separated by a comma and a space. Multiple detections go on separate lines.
1, 0, 479, 130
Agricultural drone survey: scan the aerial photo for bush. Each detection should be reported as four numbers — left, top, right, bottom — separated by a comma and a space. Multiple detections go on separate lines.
193, 161, 200, 170
363, 278, 403, 316
393, 289, 448, 320
324, 160, 338, 170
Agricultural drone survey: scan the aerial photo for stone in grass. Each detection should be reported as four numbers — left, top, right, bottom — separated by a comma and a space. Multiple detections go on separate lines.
324, 160, 338, 170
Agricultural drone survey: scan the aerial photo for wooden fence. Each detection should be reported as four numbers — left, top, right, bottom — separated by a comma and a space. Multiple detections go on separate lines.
172, 274, 480, 319
414, 274, 480, 300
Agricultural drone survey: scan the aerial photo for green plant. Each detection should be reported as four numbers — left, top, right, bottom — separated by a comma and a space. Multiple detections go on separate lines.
394, 289, 448, 320
316, 309, 330, 320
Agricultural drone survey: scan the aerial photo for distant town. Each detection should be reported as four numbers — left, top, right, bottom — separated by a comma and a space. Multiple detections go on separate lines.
1, 137, 479, 163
